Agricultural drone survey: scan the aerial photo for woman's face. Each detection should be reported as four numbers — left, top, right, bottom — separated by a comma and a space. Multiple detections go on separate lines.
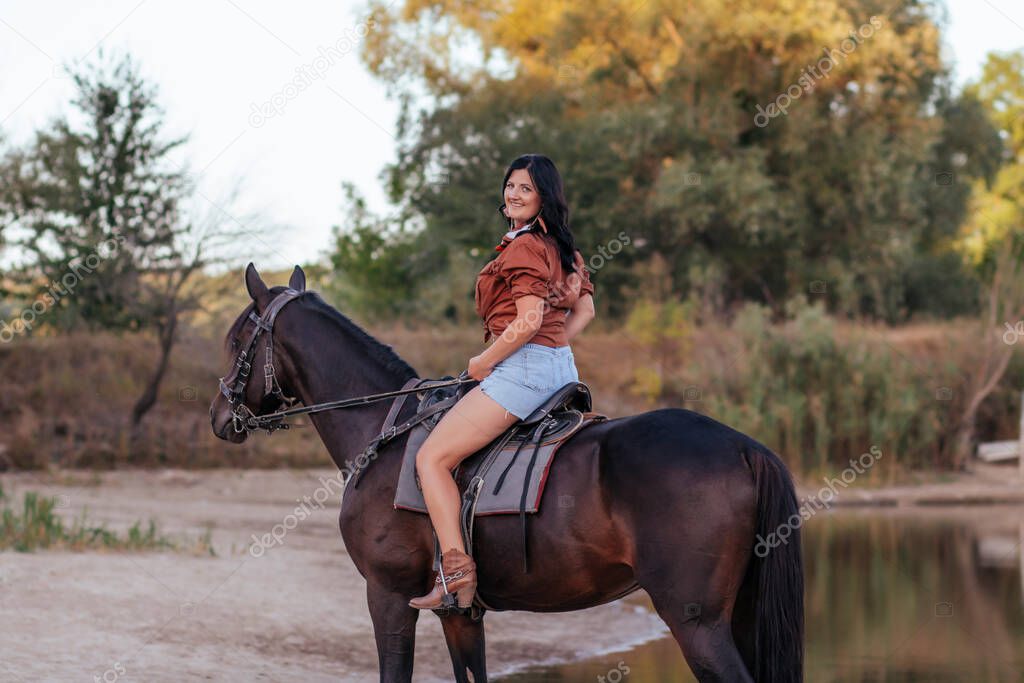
504, 168, 542, 227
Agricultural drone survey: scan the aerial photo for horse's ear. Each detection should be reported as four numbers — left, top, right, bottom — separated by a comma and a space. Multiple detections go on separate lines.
245, 262, 270, 305
288, 265, 306, 292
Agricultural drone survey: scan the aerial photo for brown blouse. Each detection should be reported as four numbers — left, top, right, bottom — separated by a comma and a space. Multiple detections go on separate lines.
474, 231, 595, 347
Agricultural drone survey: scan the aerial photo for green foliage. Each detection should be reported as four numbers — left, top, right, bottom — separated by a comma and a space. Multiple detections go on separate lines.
0, 484, 214, 554
968, 51, 1024, 155
703, 298, 956, 475
350, 0, 1003, 323
321, 182, 422, 321
0, 50, 193, 335
955, 51, 1024, 279
625, 299, 693, 403
623, 253, 695, 404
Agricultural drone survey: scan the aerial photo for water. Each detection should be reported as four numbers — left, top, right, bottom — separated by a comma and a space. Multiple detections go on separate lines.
499, 507, 1024, 682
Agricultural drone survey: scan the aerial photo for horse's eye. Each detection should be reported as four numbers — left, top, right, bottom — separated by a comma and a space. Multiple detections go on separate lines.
231, 338, 240, 351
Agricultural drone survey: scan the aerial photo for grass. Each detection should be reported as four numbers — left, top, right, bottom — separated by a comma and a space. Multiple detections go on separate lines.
0, 484, 215, 555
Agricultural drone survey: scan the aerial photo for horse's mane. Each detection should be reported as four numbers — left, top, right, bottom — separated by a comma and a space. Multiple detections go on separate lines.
223, 288, 418, 382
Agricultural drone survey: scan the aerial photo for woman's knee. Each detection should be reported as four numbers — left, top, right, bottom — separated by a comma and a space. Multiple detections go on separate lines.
415, 443, 449, 475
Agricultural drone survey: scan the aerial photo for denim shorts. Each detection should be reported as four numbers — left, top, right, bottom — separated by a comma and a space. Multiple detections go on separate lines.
480, 342, 580, 420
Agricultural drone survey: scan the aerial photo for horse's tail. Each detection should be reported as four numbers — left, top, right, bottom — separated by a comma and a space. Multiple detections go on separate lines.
741, 444, 805, 683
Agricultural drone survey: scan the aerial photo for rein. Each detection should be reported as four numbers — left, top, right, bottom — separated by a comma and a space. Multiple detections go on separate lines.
236, 373, 473, 434
218, 288, 473, 435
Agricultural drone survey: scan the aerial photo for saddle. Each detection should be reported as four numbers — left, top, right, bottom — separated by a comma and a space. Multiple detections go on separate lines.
394, 379, 604, 511
347, 372, 607, 578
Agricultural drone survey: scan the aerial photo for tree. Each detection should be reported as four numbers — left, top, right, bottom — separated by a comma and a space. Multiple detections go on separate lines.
356, 0, 1002, 322
0, 132, 7, 251
956, 50, 1024, 270
321, 181, 423, 321
0, 51, 207, 427
949, 49, 1024, 467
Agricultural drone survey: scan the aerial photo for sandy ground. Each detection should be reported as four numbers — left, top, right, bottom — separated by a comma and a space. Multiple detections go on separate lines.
0, 468, 669, 682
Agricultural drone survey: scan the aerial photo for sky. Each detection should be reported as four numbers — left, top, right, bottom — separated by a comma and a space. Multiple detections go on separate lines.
1, 0, 1023, 271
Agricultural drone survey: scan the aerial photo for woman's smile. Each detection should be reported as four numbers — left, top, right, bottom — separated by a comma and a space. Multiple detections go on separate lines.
504, 168, 541, 226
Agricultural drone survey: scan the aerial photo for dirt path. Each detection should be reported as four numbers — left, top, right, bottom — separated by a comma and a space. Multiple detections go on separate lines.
0, 467, 668, 682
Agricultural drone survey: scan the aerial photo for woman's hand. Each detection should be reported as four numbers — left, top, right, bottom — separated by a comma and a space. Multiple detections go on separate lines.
467, 354, 495, 381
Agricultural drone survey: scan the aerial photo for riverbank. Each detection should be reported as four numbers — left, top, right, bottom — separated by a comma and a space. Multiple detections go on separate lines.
0, 467, 669, 681
795, 461, 1024, 506
3, 462, 1022, 679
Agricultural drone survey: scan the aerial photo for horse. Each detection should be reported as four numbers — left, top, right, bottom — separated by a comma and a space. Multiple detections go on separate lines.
209, 264, 804, 683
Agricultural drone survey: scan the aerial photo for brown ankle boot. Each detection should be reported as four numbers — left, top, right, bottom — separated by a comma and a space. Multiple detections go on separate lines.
408, 548, 477, 610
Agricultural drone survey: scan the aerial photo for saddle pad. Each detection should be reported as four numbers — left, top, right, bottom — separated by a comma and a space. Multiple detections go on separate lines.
394, 411, 606, 515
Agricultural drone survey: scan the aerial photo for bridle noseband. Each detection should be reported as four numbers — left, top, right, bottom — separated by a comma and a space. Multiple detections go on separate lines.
219, 288, 303, 434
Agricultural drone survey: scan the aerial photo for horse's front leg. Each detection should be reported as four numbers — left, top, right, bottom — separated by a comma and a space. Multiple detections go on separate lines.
440, 612, 487, 682
366, 580, 420, 682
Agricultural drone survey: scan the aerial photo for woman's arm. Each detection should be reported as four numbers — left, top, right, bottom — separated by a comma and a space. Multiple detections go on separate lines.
565, 294, 594, 342
469, 295, 545, 379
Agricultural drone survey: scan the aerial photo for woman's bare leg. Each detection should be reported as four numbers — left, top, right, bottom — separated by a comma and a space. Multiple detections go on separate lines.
415, 386, 519, 552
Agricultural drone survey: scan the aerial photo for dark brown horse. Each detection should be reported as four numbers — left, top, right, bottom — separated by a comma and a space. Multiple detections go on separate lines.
210, 264, 804, 682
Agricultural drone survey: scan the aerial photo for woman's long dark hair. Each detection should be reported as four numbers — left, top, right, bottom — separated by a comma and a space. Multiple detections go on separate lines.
497, 154, 581, 276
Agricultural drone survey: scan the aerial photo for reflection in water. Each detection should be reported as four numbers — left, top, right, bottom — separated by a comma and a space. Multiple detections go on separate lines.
499, 508, 1024, 682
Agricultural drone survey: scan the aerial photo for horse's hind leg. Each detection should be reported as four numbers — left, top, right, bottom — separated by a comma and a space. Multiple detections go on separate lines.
645, 590, 753, 683
440, 612, 487, 682
640, 581, 753, 683
634, 536, 754, 682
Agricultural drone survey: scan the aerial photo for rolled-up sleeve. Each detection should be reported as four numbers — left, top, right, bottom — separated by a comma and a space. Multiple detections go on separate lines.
574, 250, 594, 298
500, 236, 552, 300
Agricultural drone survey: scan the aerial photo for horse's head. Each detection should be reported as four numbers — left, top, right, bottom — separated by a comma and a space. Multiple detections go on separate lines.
210, 262, 307, 443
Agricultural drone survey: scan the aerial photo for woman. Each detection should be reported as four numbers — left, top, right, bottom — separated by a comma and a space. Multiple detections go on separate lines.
409, 154, 596, 610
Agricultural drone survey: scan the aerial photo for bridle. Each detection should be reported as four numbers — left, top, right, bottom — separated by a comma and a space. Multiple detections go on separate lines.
218, 287, 304, 434
218, 287, 472, 435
